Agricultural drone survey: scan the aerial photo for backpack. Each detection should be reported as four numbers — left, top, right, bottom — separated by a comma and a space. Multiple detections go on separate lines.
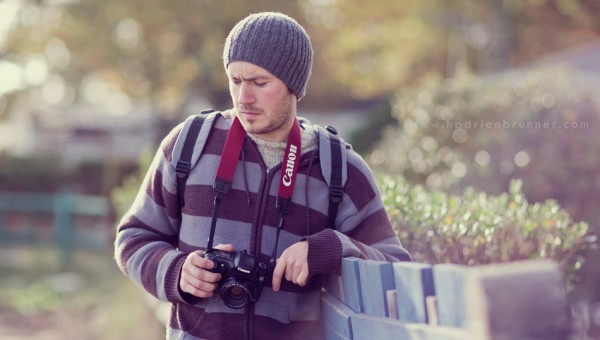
172, 109, 348, 229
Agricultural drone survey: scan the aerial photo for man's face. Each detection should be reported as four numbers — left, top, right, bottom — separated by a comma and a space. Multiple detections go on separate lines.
227, 61, 297, 143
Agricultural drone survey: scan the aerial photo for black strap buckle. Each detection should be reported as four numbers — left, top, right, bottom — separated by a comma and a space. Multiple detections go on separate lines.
329, 185, 343, 203
175, 160, 190, 178
276, 197, 292, 214
213, 179, 231, 194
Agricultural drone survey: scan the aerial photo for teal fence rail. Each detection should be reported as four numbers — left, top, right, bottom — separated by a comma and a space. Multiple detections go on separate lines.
322, 258, 569, 340
0, 192, 112, 265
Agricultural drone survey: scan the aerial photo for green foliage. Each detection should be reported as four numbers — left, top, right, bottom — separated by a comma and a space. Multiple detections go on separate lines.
110, 150, 153, 220
3, 282, 60, 315
380, 175, 595, 290
0, 245, 163, 338
370, 64, 600, 227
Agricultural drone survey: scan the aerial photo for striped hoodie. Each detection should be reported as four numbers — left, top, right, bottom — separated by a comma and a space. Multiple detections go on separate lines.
114, 115, 411, 340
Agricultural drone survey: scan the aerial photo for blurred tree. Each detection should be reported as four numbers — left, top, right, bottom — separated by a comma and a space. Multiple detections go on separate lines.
303, 0, 444, 101
2, 0, 599, 133
307, 0, 600, 100
4, 0, 306, 135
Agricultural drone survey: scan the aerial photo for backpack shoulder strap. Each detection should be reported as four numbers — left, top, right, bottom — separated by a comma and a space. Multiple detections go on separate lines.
316, 125, 348, 229
171, 109, 221, 207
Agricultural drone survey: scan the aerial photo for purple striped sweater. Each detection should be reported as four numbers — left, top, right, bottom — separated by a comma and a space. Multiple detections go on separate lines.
114, 115, 411, 339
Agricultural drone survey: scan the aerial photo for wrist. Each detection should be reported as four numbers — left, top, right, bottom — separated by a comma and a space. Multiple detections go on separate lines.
305, 229, 342, 275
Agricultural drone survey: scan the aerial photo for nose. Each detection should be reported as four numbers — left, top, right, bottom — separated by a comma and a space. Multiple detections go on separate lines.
237, 82, 255, 105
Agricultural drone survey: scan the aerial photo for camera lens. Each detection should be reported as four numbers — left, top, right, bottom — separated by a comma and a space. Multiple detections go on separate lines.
221, 278, 251, 309
229, 285, 246, 298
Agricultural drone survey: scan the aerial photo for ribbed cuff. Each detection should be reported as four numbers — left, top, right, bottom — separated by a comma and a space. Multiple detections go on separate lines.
305, 228, 342, 276
164, 254, 188, 303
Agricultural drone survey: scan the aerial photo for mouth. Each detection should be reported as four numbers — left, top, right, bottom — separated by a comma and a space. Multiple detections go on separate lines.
239, 109, 261, 119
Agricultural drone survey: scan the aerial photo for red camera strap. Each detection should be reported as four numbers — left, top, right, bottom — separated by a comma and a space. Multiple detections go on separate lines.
277, 119, 301, 200
209, 116, 301, 258
214, 117, 248, 187
215, 116, 302, 201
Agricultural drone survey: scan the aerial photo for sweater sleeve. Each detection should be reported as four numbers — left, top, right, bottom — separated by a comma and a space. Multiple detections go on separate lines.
114, 124, 190, 304
306, 150, 412, 276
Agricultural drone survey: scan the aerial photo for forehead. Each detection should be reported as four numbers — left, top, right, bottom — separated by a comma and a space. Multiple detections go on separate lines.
227, 61, 276, 79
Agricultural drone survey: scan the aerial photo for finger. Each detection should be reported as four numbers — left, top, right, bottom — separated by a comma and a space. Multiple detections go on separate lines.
183, 253, 222, 282
186, 277, 219, 293
183, 264, 222, 283
180, 281, 214, 298
285, 261, 294, 282
289, 261, 304, 284
214, 243, 234, 252
189, 253, 218, 270
296, 268, 309, 286
271, 257, 286, 292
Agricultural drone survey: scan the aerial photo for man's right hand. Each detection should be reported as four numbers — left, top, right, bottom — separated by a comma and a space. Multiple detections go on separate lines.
179, 244, 233, 298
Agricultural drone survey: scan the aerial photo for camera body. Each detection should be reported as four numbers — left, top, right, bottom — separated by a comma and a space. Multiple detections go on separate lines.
204, 249, 269, 309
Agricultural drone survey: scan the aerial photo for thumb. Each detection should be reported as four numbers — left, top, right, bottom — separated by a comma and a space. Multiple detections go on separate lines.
214, 243, 234, 252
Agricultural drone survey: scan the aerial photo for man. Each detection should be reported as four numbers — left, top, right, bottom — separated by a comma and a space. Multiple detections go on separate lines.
115, 12, 411, 340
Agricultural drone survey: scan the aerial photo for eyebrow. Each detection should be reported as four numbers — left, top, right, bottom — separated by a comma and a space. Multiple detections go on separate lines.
231, 75, 270, 81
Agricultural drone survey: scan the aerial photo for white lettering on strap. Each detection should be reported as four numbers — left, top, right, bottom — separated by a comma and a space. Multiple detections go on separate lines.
282, 144, 298, 187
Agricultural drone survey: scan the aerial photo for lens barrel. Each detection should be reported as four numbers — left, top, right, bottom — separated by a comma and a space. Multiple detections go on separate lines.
220, 277, 251, 309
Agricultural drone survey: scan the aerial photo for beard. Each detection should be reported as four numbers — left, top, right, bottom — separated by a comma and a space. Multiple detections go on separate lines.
235, 91, 296, 140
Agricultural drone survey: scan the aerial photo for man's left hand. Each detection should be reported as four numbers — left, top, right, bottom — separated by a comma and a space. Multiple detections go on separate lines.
272, 241, 309, 291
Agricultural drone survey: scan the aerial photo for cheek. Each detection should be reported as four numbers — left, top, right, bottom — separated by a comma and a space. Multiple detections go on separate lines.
262, 87, 285, 105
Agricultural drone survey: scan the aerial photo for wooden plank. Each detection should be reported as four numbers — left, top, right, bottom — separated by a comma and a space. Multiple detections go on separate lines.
324, 325, 348, 340
412, 325, 473, 340
321, 292, 355, 340
0, 193, 109, 216
54, 193, 74, 267
386, 290, 397, 319
71, 194, 110, 216
0, 192, 110, 254
393, 262, 435, 324
323, 273, 343, 302
350, 314, 410, 340
350, 314, 469, 340
433, 264, 468, 328
358, 260, 394, 317
425, 296, 438, 326
0, 193, 54, 213
465, 260, 569, 340
341, 257, 364, 313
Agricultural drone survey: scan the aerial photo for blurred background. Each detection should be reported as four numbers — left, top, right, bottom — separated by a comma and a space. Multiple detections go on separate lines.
1, 0, 599, 338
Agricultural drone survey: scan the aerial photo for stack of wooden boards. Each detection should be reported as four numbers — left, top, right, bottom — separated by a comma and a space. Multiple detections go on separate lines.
322, 258, 568, 340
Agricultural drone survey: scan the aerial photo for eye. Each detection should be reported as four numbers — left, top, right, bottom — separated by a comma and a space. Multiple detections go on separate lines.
254, 81, 267, 87
231, 78, 241, 86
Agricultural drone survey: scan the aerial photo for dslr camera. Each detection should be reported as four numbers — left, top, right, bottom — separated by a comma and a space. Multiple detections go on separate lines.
204, 249, 269, 309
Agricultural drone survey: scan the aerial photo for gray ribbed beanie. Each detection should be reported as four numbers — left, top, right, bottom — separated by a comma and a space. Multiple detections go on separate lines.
223, 12, 313, 101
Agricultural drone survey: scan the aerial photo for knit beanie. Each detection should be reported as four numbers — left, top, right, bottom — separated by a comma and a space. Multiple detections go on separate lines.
223, 12, 313, 101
